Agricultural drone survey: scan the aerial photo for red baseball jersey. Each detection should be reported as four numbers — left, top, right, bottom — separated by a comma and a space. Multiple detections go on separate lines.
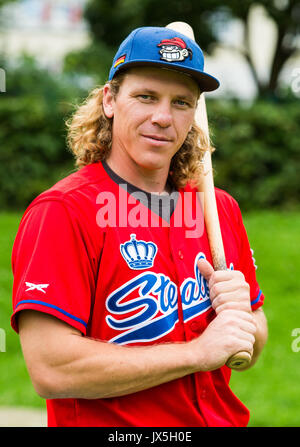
11, 161, 264, 427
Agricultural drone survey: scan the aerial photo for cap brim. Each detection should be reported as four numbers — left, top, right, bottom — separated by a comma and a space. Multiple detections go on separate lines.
112, 60, 220, 92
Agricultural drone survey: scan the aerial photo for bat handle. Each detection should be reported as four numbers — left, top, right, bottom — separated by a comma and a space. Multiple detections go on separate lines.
226, 351, 251, 370
214, 258, 252, 370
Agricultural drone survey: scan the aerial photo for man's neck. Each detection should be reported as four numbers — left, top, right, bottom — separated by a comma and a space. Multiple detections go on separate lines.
106, 155, 171, 194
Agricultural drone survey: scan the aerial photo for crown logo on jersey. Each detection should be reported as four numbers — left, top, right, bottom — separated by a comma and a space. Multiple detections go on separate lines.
120, 234, 158, 270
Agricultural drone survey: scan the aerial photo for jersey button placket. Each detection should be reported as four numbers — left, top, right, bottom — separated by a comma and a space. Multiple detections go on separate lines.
200, 388, 207, 400
178, 249, 184, 260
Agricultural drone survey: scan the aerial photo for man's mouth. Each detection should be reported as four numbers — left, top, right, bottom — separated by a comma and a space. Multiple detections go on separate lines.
142, 134, 172, 142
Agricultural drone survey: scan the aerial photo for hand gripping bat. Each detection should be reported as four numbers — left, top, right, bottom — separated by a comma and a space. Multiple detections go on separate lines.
166, 22, 251, 370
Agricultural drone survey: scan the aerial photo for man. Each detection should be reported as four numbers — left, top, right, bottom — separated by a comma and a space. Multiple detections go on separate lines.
11, 26, 267, 427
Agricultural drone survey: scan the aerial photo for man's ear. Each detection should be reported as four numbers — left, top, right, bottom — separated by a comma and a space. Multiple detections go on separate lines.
102, 83, 114, 118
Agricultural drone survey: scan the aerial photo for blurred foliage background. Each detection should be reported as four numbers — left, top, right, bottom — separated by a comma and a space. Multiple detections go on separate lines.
0, 54, 86, 209
0, 0, 299, 211
0, 0, 299, 427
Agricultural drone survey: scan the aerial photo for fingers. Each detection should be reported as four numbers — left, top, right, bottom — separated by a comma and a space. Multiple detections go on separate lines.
220, 309, 256, 330
196, 258, 255, 370
213, 300, 251, 315
197, 259, 247, 295
217, 309, 257, 350
194, 309, 257, 371
197, 258, 252, 313
210, 279, 249, 299
204, 266, 245, 287
211, 290, 251, 314
197, 258, 214, 282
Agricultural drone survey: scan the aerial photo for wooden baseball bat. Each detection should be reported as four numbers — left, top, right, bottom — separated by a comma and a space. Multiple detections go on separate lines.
166, 22, 251, 370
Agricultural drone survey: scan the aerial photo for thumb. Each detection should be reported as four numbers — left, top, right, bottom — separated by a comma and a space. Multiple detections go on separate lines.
197, 258, 215, 283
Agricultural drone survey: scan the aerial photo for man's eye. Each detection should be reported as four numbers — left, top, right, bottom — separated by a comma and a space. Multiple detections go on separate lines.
138, 95, 153, 101
174, 99, 189, 107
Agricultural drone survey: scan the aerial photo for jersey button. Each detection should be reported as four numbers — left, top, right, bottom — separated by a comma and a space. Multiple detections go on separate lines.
178, 250, 184, 260
200, 388, 207, 399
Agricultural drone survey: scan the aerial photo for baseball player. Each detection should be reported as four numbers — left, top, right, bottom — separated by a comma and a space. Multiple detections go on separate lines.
11, 27, 267, 427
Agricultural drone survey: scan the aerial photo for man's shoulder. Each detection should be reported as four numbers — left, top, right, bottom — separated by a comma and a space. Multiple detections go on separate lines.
214, 187, 242, 223
29, 162, 108, 207
45, 162, 107, 196
183, 183, 239, 208
215, 187, 239, 207
183, 183, 242, 223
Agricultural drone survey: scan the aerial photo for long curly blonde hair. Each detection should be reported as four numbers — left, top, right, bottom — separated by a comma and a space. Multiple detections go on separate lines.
66, 71, 214, 190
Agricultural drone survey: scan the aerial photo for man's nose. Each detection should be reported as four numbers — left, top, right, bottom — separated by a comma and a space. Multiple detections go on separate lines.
151, 100, 173, 127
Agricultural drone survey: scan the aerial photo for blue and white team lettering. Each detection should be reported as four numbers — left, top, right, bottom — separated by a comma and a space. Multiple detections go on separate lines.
106, 235, 214, 344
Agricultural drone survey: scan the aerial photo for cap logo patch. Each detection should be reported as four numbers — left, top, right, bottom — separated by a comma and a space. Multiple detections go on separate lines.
157, 37, 193, 63
114, 54, 126, 68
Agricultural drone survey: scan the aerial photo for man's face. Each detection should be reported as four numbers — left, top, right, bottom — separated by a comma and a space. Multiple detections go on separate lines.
103, 67, 199, 173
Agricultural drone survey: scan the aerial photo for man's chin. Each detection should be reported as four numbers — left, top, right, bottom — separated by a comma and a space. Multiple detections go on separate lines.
135, 157, 169, 172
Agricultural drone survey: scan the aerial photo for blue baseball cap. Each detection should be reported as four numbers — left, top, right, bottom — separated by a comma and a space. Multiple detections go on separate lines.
109, 26, 220, 92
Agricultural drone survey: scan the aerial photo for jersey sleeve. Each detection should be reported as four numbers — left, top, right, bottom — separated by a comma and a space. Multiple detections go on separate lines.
11, 199, 97, 334
232, 199, 265, 311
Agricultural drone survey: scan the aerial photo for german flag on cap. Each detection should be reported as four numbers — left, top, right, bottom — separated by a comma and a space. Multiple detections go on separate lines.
114, 54, 126, 68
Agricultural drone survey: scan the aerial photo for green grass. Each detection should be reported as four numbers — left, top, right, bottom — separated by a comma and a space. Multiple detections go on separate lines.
0, 212, 45, 409
0, 210, 300, 425
229, 210, 300, 427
